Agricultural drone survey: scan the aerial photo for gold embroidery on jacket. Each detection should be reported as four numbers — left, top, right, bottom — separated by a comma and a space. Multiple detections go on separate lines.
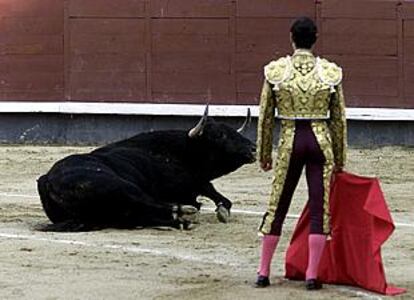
328, 85, 347, 167
260, 120, 295, 234
256, 80, 276, 164
310, 120, 335, 234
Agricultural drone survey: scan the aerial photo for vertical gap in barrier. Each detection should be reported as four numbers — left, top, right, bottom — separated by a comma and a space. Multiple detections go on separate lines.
397, 2, 405, 105
64, 0, 71, 101
230, 0, 237, 104
145, 0, 153, 102
315, 0, 323, 56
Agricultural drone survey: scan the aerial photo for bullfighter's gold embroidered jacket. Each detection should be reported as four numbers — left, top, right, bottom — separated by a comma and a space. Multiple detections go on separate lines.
257, 49, 347, 234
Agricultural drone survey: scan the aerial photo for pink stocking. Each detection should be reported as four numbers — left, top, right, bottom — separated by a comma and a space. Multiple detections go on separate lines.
258, 235, 280, 277
306, 234, 327, 280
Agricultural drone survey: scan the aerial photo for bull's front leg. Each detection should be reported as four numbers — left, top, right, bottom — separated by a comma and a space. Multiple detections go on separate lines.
200, 182, 232, 223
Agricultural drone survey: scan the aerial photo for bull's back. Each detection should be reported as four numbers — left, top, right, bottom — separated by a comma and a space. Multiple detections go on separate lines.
38, 153, 140, 226
43, 154, 120, 199
39, 137, 201, 216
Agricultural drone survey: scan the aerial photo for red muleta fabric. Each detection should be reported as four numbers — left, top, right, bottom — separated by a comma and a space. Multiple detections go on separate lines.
285, 171, 406, 295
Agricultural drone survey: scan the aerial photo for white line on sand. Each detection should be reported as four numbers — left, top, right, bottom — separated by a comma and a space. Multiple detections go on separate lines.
0, 232, 237, 266
202, 207, 414, 228
0, 231, 385, 299
0, 193, 38, 199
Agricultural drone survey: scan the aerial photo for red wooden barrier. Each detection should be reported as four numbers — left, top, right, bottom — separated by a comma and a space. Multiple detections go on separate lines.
0, 0, 412, 108
0, 0, 63, 101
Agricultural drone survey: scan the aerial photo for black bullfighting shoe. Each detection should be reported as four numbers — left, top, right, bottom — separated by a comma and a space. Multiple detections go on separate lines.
173, 205, 200, 230
254, 275, 270, 288
305, 279, 323, 290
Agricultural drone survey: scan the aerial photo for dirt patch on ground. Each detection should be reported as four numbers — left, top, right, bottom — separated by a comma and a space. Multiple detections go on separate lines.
0, 146, 412, 300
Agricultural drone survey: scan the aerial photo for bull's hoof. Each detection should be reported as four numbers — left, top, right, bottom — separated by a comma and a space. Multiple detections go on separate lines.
216, 205, 230, 223
180, 221, 197, 230
174, 205, 200, 225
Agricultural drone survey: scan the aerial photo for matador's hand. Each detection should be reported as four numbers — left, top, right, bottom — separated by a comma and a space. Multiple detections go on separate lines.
260, 159, 273, 172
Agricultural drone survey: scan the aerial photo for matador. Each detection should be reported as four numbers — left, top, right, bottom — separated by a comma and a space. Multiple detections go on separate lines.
255, 16, 347, 291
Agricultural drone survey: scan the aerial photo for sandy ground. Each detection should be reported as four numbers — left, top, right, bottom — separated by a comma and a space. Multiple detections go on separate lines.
0, 146, 413, 300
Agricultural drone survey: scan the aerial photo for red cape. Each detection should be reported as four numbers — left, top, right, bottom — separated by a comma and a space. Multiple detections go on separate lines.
285, 171, 406, 295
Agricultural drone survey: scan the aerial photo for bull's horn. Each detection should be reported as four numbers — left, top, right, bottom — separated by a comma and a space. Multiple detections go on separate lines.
237, 108, 251, 133
188, 105, 209, 137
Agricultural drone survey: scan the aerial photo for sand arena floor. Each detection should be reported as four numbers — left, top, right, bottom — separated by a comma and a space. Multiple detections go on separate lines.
0, 146, 412, 300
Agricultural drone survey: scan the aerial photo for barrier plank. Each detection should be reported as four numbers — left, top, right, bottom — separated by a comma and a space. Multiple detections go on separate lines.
69, 0, 145, 17
69, 19, 146, 54
152, 34, 230, 53
70, 72, 146, 101
321, 0, 398, 19
0, 35, 63, 55
152, 72, 234, 102
237, 18, 293, 54
0, 55, 62, 73
70, 54, 146, 72
150, 0, 230, 18
0, 0, 63, 17
322, 19, 397, 56
0, 17, 62, 35
237, 72, 262, 94
237, 0, 315, 18
153, 53, 230, 73
152, 19, 229, 35
0, 71, 63, 90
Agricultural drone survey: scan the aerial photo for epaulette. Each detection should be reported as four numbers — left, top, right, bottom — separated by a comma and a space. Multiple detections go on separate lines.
316, 58, 343, 89
264, 56, 292, 90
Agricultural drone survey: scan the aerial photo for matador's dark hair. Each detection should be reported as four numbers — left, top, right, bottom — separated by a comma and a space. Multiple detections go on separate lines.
290, 17, 318, 49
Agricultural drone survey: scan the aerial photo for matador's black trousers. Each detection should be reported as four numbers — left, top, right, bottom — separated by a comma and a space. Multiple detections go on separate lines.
268, 120, 326, 235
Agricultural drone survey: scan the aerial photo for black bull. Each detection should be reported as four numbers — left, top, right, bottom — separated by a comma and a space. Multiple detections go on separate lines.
37, 107, 256, 231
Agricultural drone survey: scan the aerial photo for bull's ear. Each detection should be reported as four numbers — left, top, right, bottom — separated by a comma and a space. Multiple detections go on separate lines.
188, 105, 209, 138
237, 108, 251, 134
